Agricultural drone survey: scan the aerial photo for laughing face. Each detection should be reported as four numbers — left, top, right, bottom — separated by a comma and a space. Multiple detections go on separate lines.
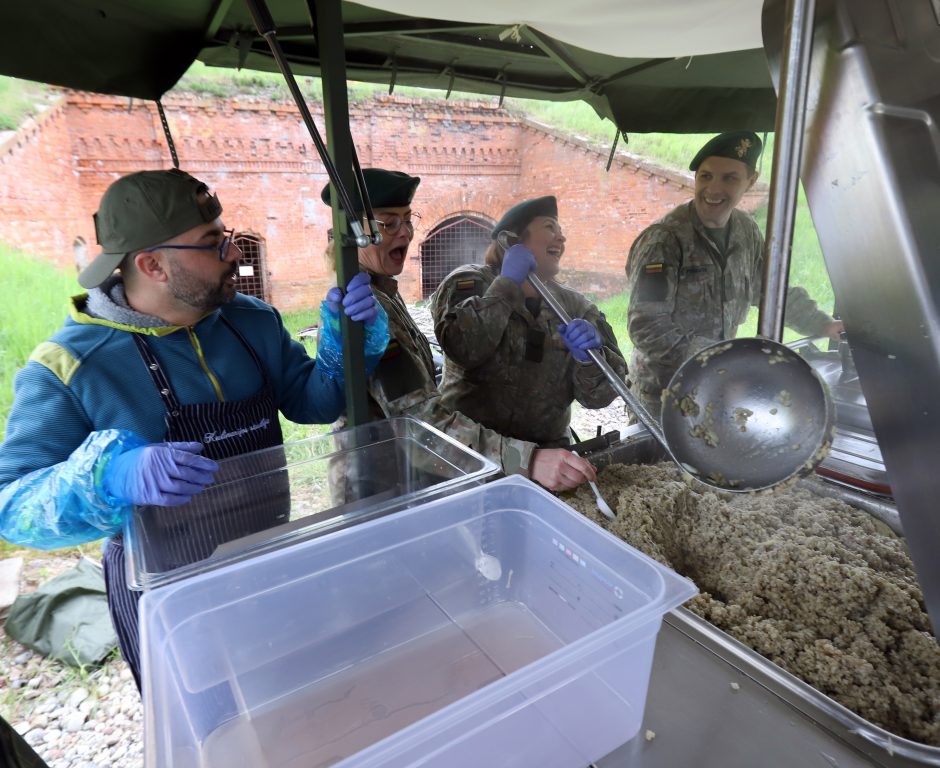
693, 156, 758, 228
521, 216, 566, 279
358, 205, 415, 277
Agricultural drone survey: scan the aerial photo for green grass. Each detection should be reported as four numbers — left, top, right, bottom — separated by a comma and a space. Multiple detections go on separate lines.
0, 245, 80, 432
0, 76, 49, 131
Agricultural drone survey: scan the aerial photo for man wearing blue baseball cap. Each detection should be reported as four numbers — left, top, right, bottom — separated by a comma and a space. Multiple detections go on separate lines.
0, 168, 386, 690
625, 131, 843, 417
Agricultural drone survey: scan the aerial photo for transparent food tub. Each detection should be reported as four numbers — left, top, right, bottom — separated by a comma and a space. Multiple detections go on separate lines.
139, 475, 697, 768
124, 417, 498, 589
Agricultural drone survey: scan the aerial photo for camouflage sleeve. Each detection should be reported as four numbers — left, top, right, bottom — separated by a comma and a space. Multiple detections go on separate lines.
432, 271, 524, 369
749, 229, 834, 336
626, 227, 716, 371
380, 385, 537, 476
783, 286, 835, 337
568, 297, 629, 408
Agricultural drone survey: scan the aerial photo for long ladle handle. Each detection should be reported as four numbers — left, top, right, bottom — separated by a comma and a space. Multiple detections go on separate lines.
527, 274, 670, 450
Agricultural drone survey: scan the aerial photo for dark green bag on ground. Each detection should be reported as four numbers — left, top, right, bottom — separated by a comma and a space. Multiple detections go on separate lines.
4, 558, 117, 667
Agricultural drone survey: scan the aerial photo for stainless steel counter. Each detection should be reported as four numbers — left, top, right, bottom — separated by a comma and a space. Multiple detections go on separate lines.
598, 609, 940, 768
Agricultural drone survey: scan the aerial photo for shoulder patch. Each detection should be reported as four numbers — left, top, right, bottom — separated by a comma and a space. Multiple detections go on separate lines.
635, 265, 670, 303
29, 341, 81, 385
453, 276, 482, 299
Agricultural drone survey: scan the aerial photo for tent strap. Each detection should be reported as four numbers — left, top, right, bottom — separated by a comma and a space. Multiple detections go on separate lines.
155, 100, 180, 169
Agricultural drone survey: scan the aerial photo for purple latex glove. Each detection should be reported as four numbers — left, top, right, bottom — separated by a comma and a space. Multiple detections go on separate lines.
500, 244, 536, 285
327, 272, 380, 325
558, 319, 602, 363
325, 286, 343, 315
103, 442, 218, 507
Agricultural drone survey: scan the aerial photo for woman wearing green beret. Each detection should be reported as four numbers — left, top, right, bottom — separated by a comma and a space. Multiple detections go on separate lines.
321, 171, 588, 490
431, 196, 628, 490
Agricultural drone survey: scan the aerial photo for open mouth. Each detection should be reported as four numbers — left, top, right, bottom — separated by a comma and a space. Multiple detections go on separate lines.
546, 247, 563, 259
388, 246, 407, 263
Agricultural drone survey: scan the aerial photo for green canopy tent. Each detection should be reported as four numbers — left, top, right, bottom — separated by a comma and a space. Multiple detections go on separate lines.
0, 0, 780, 419
1, 1, 776, 133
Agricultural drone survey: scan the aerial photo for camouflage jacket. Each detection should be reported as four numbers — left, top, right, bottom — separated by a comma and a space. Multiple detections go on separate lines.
626, 202, 834, 395
333, 271, 537, 475
431, 264, 627, 446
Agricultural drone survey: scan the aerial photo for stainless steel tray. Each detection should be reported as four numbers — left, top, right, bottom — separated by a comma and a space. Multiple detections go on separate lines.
599, 609, 940, 767
581, 430, 936, 766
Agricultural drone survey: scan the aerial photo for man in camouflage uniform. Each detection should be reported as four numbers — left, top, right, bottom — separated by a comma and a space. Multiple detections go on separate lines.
322, 171, 591, 491
626, 131, 844, 418
432, 196, 627, 488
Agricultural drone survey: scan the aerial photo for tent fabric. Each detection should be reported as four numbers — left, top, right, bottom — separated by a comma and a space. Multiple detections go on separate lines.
4, 558, 117, 668
354, 0, 766, 58
0, 1, 778, 133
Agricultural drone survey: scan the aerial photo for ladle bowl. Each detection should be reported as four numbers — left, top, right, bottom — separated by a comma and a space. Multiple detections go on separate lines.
661, 337, 835, 491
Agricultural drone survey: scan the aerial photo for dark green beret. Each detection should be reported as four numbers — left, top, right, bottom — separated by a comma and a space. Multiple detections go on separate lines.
320, 167, 420, 213
689, 131, 763, 172
491, 195, 558, 240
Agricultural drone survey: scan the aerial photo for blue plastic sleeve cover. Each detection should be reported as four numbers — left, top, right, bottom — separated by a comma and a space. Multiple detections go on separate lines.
0, 429, 145, 550
316, 301, 390, 383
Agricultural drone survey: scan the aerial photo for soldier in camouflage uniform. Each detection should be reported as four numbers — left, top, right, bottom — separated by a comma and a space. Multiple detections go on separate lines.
322, 171, 590, 491
432, 196, 628, 489
626, 131, 844, 418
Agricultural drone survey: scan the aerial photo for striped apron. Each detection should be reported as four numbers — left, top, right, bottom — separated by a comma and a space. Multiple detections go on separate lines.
102, 317, 286, 691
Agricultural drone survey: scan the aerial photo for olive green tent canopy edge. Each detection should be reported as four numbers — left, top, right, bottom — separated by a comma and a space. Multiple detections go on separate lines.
0, 1, 777, 133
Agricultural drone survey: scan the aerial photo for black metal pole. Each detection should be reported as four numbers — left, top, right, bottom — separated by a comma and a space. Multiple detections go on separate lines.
312, 0, 370, 424
245, 0, 370, 423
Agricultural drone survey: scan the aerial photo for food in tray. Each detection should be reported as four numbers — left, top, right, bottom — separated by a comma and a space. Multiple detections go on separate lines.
566, 462, 940, 747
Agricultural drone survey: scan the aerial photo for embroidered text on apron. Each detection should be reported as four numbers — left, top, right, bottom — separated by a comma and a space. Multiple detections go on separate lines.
103, 317, 287, 691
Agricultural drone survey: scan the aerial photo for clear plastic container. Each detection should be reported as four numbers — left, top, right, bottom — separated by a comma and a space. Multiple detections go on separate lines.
140, 475, 697, 768
123, 417, 498, 589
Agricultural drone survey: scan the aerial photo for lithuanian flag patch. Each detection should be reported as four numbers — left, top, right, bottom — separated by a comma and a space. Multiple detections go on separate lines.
644, 263, 664, 274
455, 278, 477, 291
382, 339, 402, 360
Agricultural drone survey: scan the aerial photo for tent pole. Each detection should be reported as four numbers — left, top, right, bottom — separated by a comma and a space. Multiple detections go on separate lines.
311, 0, 370, 424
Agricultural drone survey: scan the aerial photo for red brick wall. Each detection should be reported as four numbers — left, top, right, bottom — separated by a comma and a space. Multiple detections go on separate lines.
0, 92, 769, 309
0, 101, 86, 272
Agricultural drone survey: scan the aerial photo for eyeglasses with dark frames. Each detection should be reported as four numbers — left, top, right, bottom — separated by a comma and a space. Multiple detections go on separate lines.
141, 228, 239, 261
372, 213, 420, 237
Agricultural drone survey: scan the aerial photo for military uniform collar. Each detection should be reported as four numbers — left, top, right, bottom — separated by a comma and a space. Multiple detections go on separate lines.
369, 271, 400, 298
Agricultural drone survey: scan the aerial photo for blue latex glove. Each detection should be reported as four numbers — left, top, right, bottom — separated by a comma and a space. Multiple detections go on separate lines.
558, 319, 602, 363
103, 442, 219, 507
500, 244, 536, 285
331, 272, 380, 325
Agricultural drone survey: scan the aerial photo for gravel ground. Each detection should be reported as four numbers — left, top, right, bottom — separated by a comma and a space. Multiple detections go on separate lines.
0, 304, 631, 768
1, 555, 143, 768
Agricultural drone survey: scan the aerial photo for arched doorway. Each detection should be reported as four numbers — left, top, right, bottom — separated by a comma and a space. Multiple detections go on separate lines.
233, 232, 269, 301
419, 215, 493, 299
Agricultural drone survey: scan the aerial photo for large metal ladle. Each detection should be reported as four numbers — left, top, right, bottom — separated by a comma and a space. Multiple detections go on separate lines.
526, 272, 834, 492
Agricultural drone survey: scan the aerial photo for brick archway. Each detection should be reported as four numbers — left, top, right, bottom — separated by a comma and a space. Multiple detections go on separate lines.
233, 231, 269, 302
418, 213, 495, 299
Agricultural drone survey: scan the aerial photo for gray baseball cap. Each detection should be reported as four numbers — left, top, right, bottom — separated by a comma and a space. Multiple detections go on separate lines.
79, 169, 223, 289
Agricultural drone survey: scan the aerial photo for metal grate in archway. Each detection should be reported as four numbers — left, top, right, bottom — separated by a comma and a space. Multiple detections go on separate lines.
419, 215, 493, 299
233, 233, 268, 301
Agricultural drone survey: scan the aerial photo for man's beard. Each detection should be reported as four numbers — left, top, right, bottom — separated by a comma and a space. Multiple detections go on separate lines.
166, 261, 234, 314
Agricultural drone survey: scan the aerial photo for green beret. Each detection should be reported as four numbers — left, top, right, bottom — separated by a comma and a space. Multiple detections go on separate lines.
689, 131, 763, 172
491, 195, 558, 240
320, 168, 420, 213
